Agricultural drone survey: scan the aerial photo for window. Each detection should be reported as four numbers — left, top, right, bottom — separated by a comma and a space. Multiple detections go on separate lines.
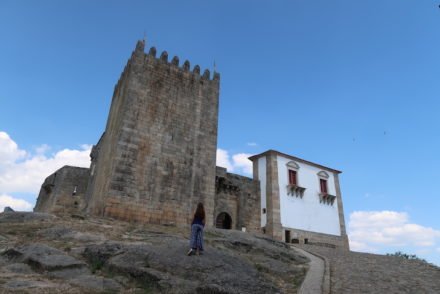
317, 171, 336, 205
289, 170, 297, 186
320, 179, 327, 194
286, 161, 305, 198
72, 185, 78, 196
262, 208, 266, 214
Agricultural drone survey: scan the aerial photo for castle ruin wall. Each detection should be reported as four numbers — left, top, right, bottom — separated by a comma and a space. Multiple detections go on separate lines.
34, 166, 89, 214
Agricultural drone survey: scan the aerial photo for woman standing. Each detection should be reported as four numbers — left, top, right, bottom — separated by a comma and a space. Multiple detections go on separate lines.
187, 203, 205, 256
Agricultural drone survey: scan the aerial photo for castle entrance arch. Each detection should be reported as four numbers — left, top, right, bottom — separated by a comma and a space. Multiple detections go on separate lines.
215, 212, 232, 230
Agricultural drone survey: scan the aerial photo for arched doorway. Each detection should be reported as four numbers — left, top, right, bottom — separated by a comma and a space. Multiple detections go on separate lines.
216, 212, 232, 229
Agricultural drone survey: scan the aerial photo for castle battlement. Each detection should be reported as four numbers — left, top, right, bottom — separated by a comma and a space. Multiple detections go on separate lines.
113, 40, 220, 99
131, 40, 220, 81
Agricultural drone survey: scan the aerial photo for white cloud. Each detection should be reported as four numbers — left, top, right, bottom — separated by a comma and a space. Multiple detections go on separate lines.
216, 149, 233, 171
348, 239, 378, 252
348, 210, 440, 252
0, 132, 27, 165
35, 144, 50, 155
232, 153, 253, 175
0, 131, 91, 195
216, 149, 253, 176
0, 194, 33, 211
247, 142, 257, 147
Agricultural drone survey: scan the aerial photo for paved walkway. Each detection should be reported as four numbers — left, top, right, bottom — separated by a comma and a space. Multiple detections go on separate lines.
291, 246, 326, 294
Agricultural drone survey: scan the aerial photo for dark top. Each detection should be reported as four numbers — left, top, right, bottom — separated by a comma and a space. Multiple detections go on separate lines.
192, 216, 205, 227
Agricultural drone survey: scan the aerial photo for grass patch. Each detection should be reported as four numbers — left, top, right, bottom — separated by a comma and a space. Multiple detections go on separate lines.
89, 258, 105, 274
292, 267, 307, 288
254, 263, 269, 273
204, 231, 224, 239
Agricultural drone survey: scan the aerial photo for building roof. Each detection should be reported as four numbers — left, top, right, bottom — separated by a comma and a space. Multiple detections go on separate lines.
248, 150, 342, 174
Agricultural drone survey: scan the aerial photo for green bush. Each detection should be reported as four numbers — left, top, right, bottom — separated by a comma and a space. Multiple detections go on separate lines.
386, 251, 426, 262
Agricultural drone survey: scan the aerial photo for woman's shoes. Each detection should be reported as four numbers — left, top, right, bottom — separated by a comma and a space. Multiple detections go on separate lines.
187, 249, 204, 256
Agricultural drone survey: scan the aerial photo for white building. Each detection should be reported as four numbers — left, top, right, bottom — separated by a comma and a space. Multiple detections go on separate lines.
249, 150, 349, 249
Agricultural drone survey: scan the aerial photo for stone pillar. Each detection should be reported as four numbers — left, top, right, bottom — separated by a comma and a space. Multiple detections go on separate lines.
334, 173, 350, 250
265, 152, 283, 240
252, 158, 259, 181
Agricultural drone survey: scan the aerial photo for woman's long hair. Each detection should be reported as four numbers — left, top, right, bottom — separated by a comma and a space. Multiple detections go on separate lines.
194, 203, 205, 221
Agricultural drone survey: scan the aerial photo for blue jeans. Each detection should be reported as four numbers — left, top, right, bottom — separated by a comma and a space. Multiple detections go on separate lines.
190, 224, 204, 251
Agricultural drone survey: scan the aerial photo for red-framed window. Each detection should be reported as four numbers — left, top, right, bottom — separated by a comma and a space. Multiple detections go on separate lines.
289, 170, 297, 185
320, 179, 328, 194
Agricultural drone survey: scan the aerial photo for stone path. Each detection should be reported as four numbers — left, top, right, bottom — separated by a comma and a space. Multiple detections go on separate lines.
297, 245, 440, 294
292, 246, 327, 294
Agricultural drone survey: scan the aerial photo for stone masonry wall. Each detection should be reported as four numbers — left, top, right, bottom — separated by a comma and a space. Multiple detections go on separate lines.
214, 167, 261, 233
283, 227, 349, 249
86, 40, 220, 227
35, 166, 90, 214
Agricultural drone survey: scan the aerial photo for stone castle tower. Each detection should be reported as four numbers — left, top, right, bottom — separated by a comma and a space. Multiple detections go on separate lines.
85, 40, 220, 226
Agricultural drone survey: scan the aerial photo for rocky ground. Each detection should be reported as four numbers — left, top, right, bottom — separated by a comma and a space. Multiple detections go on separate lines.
0, 212, 309, 293
2, 212, 439, 294
297, 245, 440, 294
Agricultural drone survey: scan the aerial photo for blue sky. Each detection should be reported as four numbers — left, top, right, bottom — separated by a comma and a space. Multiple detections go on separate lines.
1, 1, 439, 265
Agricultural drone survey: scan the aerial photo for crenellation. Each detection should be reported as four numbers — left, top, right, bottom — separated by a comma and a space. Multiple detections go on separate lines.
202, 69, 210, 79
171, 56, 179, 66
130, 47, 218, 81
193, 65, 200, 75
182, 60, 190, 71
213, 71, 220, 81
160, 51, 168, 62
135, 39, 145, 53
148, 46, 157, 57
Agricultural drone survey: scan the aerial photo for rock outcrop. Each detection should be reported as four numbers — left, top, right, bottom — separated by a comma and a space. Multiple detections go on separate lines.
0, 212, 308, 293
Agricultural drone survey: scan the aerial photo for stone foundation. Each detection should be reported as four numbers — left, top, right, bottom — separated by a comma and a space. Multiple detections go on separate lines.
282, 227, 349, 250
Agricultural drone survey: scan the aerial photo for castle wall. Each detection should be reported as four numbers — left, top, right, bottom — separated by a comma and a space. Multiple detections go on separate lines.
34, 166, 89, 214
86, 41, 220, 226
214, 167, 261, 233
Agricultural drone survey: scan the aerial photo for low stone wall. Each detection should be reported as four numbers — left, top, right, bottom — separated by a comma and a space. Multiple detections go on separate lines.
283, 227, 349, 250
298, 245, 440, 293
